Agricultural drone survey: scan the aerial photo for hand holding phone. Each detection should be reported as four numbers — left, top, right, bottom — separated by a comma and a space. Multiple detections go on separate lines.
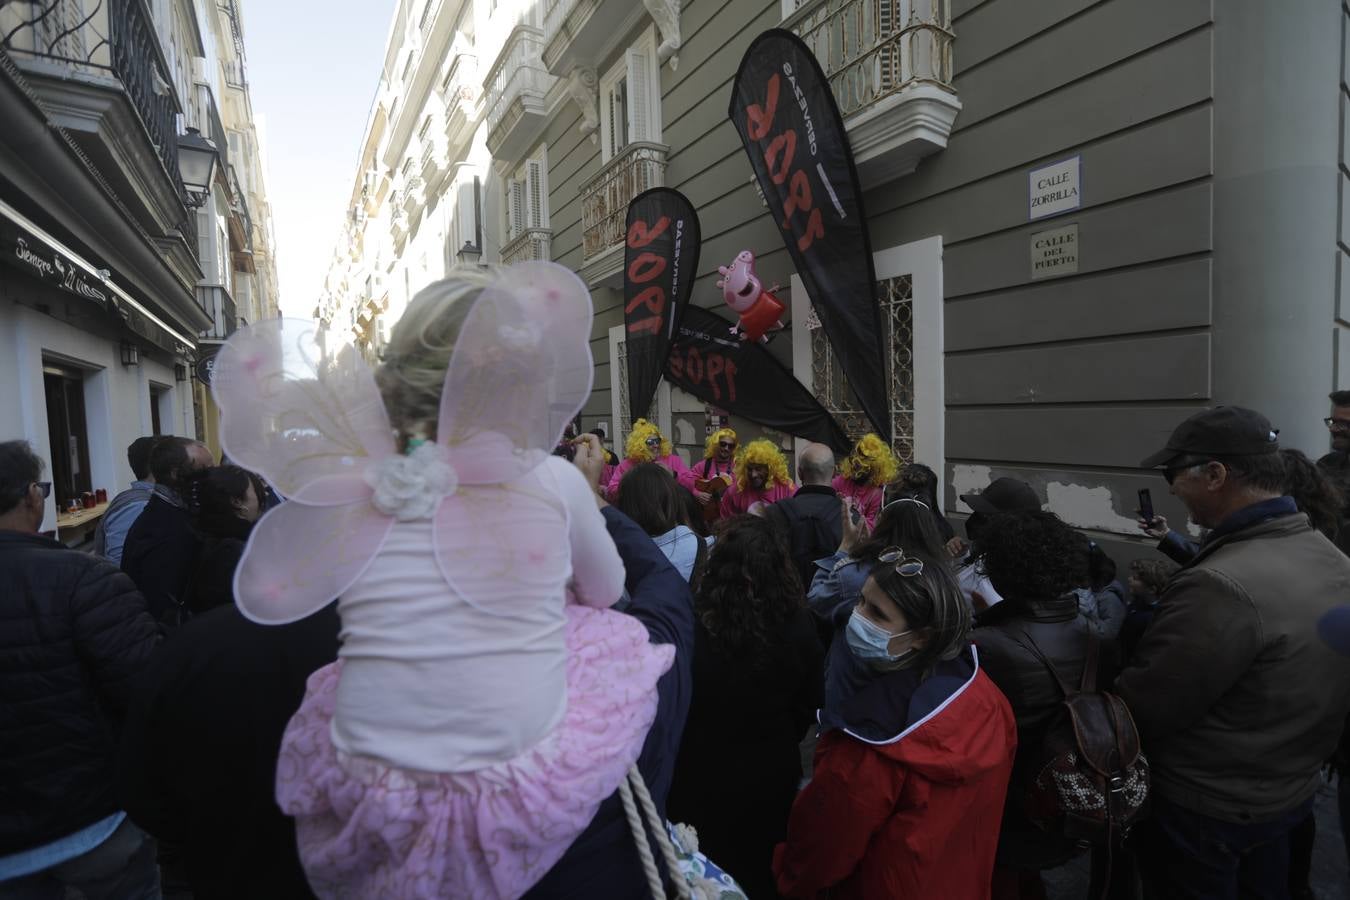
1137, 488, 1155, 526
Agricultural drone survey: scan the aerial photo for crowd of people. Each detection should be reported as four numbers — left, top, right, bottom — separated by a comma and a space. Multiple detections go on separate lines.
3, 263, 1350, 900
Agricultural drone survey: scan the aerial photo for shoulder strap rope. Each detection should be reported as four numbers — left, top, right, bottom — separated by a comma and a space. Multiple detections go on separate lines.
621, 764, 692, 900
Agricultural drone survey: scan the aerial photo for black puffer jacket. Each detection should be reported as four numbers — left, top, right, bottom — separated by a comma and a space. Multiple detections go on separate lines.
974, 595, 1113, 870
0, 530, 161, 856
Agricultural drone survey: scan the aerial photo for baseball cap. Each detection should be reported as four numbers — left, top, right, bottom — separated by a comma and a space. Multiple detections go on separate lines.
1140, 407, 1280, 469
960, 477, 1040, 516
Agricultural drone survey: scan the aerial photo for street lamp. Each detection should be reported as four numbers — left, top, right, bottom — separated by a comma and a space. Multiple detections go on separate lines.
456, 240, 481, 267
177, 127, 220, 208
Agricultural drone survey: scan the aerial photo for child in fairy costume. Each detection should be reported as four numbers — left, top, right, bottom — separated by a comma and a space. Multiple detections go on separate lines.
211, 263, 674, 899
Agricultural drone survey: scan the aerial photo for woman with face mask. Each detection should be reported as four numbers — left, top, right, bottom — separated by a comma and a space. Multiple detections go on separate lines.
773, 546, 1016, 898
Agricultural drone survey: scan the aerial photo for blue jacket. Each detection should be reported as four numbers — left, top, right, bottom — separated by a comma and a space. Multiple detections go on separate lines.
807, 551, 877, 716
525, 506, 694, 898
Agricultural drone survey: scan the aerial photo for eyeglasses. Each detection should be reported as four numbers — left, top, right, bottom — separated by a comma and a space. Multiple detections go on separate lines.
718, 441, 737, 450
644, 437, 662, 447
877, 546, 924, 577
34, 482, 51, 499
1325, 417, 1350, 432
1162, 459, 1209, 485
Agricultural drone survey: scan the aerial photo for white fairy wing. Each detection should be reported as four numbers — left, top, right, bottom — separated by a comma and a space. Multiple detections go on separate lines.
437, 261, 594, 484
212, 318, 399, 623
212, 318, 397, 504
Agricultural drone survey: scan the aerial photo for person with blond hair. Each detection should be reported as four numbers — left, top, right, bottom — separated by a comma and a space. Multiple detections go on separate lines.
833, 434, 899, 531
721, 438, 795, 518
687, 427, 738, 523
604, 418, 690, 501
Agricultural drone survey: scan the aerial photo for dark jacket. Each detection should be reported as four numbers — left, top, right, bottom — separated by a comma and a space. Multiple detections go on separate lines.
773, 645, 1016, 898
1318, 450, 1350, 556
117, 603, 339, 900
669, 608, 823, 898
974, 594, 1108, 869
525, 505, 694, 898
765, 484, 843, 588
0, 530, 160, 856
121, 491, 201, 623
1116, 501, 1350, 823
183, 515, 253, 617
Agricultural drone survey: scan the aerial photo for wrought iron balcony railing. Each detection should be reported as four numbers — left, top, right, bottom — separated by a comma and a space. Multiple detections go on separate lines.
580, 142, 666, 261
500, 227, 552, 266
786, 0, 955, 119
1, 0, 187, 200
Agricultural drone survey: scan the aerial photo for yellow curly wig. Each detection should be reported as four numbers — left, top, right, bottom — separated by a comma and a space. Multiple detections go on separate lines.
624, 418, 672, 462
734, 438, 792, 492
703, 427, 738, 460
840, 433, 900, 487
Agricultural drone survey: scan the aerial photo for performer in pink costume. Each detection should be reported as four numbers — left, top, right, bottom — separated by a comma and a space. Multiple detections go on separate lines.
605, 418, 691, 501
720, 438, 795, 517
832, 433, 900, 531
211, 262, 673, 900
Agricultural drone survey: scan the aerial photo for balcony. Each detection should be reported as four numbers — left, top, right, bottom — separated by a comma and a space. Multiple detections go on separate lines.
197, 284, 237, 341
579, 141, 666, 284
500, 227, 553, 266
484, 25, 555, 162
440, 52, 478, 152
0, 0, 191, 238
544, 0, 681, 75
786, 0, 960, 186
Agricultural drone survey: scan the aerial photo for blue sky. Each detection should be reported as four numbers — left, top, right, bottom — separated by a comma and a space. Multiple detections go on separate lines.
242, 0, 394, 316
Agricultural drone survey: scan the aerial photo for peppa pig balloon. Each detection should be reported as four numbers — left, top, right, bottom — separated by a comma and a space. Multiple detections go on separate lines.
716, 250, 786, 343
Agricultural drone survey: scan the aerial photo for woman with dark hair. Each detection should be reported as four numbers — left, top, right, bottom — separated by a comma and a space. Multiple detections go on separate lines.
972, 510, 1113, 898
184, 465, 264, 615
668, 516, 822, 899
808, 494, 949, 710
896, 461, 956, 543
774, 548, 1016, 897
614, 462, 704, 585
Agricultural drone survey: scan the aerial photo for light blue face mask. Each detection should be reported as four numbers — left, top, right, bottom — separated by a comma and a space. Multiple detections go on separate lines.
846, 609, 915, 666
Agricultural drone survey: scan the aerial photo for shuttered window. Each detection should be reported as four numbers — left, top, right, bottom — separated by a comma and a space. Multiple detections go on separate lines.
504, 147, 549, 241
600, 32, 661, 161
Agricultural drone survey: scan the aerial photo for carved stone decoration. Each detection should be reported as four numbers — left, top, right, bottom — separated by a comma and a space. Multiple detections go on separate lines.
564, 67, 600, 144
642, 0, 682, 70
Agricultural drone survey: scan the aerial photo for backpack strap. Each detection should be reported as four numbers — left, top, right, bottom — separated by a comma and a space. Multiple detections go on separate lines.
1014, 625, 1077, 699
1080, 629, 1101, 694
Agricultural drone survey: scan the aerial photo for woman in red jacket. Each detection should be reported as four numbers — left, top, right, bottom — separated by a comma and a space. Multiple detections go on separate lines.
773, 547, 1017, 898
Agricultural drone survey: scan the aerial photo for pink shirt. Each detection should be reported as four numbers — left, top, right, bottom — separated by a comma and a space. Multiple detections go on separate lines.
720, 480, 796, 517
605, 453, 691, 501
832, 476, 884, 531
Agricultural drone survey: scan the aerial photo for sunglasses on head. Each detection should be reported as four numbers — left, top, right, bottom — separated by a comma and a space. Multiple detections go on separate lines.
877, 546, 924, 577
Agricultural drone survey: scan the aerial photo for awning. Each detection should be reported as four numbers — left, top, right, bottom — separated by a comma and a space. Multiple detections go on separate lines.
0, 197, 197, 354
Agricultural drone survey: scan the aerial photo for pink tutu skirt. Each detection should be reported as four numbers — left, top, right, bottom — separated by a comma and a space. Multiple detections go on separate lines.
275, 605, 676, 899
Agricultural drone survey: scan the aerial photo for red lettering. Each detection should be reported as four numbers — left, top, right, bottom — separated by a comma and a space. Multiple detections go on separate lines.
625, 286, 664, 316
704, 353, 725, 402
686, 347, 704, 385
796, 208, 825, 252
724, 359, 738, 403
782, 169, 814, 226
746, 73, 781, 141
764, 130, 797, 186
627, 251, 666, 284
627, 317, 661, 335
626, 216, 670, 249
667, 348, 683, 380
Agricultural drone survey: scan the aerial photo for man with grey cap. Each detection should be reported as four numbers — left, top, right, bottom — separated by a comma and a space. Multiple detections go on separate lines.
1117, 406, 1350, 897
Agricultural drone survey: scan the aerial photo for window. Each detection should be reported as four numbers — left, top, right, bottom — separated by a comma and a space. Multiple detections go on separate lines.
149, 384, 166, 436
600, 33, 661, 161
504, 147, 548, 242
418, 116, 432, 141
42, 363, 91, 507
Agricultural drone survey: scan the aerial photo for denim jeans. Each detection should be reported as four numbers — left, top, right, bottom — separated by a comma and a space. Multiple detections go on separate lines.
1133, 794, 1315, 900
0, 818, 160, 900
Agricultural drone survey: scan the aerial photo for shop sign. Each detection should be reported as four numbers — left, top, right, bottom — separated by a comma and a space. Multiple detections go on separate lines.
195, 353, 218, 386
1031, 223, 1078, 280
1029, 156, 1081, 220
3, 218, 111, 306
